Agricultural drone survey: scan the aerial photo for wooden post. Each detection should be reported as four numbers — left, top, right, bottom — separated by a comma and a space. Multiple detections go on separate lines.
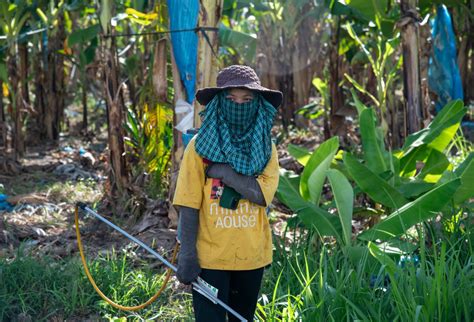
194, 0, 223, 127
400, 0, 423, 134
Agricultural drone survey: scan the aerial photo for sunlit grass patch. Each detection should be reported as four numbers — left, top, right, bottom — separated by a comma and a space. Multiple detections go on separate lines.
257, 225, 474, 321
0, 246, 192, 321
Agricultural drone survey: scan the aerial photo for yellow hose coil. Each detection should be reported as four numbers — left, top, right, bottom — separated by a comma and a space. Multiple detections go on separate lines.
75, 205, 178, 311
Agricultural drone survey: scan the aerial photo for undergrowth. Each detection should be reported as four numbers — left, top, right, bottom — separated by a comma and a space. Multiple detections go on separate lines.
1, 214, 472, 321
0, 246, 192, 321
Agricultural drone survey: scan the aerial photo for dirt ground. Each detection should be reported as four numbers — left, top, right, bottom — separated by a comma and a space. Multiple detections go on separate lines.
0, 136, 176, 265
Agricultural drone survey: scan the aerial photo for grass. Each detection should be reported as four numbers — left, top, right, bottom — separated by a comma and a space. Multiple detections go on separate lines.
1, 211, 472, 321
0, 246, 193, 321
256, 218, 474, 321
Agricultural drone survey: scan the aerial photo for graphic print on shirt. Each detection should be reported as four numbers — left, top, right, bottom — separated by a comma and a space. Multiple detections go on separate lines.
210, 178, 224, 199
209, 200, 260, 229
208, 176, 260, 229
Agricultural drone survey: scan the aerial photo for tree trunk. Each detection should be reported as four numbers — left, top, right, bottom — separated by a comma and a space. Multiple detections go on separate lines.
194, 0, 223, 127
328, 19, 345, 138
82, 72, 88, 131
8, 49, 24, 159
18, 43, 30, 108
468, 39, 474, 101
42, 12, 66, 141
0, 79, 5, 150
291, 4, 316, 128
457, 7, 472, 103
168, 46, 187, 228
34, 46, 47, 140
101, 0, 129, 199
152, 38, 168, 101
104, 46, 129, 196
400, 0, 423, 134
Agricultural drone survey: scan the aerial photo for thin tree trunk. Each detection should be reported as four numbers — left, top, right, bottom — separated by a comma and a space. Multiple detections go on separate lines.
104, 47, 129, 196
34, 46, 46, 139
457, 9, 472, 103
8, 49, 24, 159
468, 39, 474, 101
101, 0, 129, 199
18, 43, 30, 108
82, 72, 88, 131
0, 79, 5, 149
328, 19, 345, 138
279, 71, 295, 129
55, 14, 66, 136
168, 46, 187, 228
42, 13, 65, 141
152, 38, 168, 101
194, 0, 223, 127
400, 0, 423, 134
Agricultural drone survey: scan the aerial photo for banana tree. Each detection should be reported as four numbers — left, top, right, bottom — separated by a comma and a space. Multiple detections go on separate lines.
66, 23, 100, 131
100, 0, 129, 199
223, 0, 329, 128
277, 100, 472, 253
34, 0, 67, 140
0, 1, 30, 158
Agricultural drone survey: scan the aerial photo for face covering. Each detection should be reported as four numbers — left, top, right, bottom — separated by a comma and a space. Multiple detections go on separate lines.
219, 92, 259, 137
195, 90, 276, 176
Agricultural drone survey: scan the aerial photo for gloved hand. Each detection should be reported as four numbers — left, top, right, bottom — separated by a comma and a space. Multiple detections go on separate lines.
206, 163, 266, 206
177, 253, 200, 285
176, 206, 201, 284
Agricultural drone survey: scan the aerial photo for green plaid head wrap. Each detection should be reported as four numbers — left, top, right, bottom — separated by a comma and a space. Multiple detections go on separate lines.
195, 91, 276, 176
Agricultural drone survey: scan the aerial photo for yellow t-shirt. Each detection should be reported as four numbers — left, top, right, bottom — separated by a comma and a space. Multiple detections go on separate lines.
173, 137, 279, 270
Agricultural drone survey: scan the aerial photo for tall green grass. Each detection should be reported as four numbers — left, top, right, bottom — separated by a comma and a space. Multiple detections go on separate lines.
2, 217, 472, 321
0, 247, 193, 321
257, 220, 474, 321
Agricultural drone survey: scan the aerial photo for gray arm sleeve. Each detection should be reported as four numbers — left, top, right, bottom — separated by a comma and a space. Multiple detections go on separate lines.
178, 206, 199, 255
176, 206, 201, 284
221, 171, 267, 207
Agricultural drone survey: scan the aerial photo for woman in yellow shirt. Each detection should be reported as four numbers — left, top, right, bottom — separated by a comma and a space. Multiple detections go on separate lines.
173, 65, 282, 321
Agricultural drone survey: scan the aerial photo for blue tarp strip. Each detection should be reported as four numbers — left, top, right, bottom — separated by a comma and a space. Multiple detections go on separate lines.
167, 0, 199, 104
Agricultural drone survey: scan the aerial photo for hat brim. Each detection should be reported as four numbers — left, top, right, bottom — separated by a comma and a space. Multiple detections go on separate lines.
195, 84, 283, 109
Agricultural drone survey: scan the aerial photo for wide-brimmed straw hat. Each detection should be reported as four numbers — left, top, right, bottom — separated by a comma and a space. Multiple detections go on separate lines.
195, 65, 283, 108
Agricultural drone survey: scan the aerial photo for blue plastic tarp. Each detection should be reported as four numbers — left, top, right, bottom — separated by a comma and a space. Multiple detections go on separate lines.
0, 194, 13, 212
428, 5, 464, 112
167, 0, 199, 104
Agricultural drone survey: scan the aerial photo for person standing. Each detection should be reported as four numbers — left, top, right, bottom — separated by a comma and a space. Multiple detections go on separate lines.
173, 65, 282, 321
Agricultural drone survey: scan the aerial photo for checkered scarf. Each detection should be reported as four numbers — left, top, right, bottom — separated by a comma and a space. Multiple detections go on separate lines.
195, 91, 276, 176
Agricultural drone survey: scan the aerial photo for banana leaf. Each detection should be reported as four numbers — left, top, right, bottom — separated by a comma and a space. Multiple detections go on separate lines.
359, 179, 461, 241
277, 172, 341, 239
68, 24, 100, 46
327, 169, 353, 246
402, 100, 466, 154
397, 181, 435, 199
360, 108, 389, 174
288, 144, 311, 166
453, 152, 474, 204
300, 137, 339, 204
399, 145, 429, 178
219, 23, 256, 62
344, 153, 408, 209
417, 149, 451, 183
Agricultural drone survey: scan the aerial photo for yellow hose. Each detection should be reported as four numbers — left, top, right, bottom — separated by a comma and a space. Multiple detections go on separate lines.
75, 205, 178, 311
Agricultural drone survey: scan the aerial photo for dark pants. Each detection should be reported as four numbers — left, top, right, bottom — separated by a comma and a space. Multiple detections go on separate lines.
192, 267, 265, 322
